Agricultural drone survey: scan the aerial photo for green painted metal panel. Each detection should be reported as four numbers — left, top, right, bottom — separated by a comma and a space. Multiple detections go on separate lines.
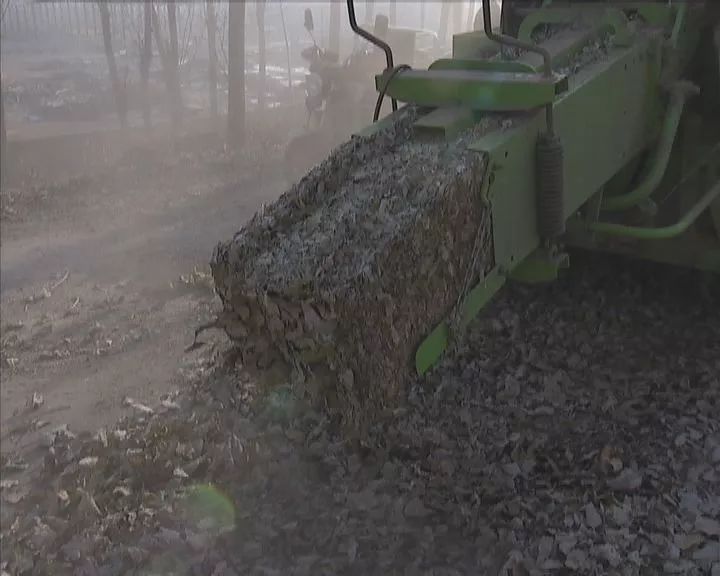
377, 69, 562, 111
469, 32, 663, 268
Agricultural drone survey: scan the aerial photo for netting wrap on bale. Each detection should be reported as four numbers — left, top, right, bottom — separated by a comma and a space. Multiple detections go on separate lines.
211, 108, 495, 430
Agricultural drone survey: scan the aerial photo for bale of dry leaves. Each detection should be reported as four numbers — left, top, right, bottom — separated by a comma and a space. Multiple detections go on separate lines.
211, 108, 495, 431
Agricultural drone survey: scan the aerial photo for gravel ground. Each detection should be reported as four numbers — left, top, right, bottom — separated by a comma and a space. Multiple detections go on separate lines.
2, 253, 718, 576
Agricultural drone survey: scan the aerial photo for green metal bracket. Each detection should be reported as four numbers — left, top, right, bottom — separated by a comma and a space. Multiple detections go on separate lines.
429, 58, 536, 75
415, 267, 506, 375
375, 69, 565, 111
411, 9, 702, 375
509, 247, 569, 283
413, 107, 480, 139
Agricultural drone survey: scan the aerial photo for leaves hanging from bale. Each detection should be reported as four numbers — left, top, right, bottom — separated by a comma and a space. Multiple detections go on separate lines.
211, 107, 496, 431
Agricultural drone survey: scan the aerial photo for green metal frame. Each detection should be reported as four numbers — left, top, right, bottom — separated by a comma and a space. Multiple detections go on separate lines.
351, 1, 719, 375
415, 27, 666, 374
375, 68, 565, 111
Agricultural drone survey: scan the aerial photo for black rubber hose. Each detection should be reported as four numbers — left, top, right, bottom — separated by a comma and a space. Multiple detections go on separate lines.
346, 0, 397, 113
374, 65, 411, 122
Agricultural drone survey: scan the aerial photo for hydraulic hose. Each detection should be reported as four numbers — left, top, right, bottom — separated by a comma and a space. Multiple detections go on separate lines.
589, 180, 720, 239
601, 81, 699, 212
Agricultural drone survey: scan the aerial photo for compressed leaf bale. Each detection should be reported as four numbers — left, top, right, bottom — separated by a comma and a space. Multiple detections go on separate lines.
211, 107, 494, 430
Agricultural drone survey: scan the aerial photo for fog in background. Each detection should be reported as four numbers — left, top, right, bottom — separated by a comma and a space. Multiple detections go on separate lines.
0, 0, 500, 487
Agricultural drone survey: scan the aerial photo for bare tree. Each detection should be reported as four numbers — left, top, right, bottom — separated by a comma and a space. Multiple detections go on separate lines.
227, 0, 246, 147
1, 0, 8, 183
256, 0, 266, 110
216, 5, 229, 79
389, 0, 396, 26
279, 1, 292, 91
99, 1, 127, 127
152, 3, 182, 125
140, 0, 153, 128
166, 0, 182, 123
1, 93, 6, 186
178, 3, 197, 66
329, 0, 340, 56
206, 0, 218, 116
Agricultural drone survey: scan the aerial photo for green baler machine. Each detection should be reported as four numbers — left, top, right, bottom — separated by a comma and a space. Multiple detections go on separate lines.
344, 0, 720, 375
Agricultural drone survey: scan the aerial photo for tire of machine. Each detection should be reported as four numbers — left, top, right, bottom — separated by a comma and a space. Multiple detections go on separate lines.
536, 133, 565, 239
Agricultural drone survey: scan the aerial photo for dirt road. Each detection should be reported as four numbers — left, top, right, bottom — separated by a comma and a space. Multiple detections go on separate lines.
0, 128, 285, 457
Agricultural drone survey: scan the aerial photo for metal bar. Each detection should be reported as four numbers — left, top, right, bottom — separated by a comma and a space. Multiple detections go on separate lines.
481, 0, 555, 133
346, 0, 397, 112
376, 68, 560, 110
429, 57, 536, 74
601, 81, 698, 212
416, 268, 506, 375
346, 5, 392, 71
589, 181, 720, 240
480, 0, 551, 77
669, 2, 687, 50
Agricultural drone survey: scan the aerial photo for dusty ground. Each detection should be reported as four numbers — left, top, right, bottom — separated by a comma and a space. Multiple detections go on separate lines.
0, 119, 289, 459
1, 255, 719, 576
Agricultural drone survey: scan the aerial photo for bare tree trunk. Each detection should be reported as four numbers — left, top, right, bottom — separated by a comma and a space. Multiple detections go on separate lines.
140, 0, 153, 128
166, 1, 182, 124
1, 92, 7, 186
279, 1, 292, 91
329, 1, 340, 57
98, 1, 127, 127
206, 0, 218, 116
152, 4, 182, 125
256, 0, 266, 111
227, 0, 246, 147
389, 0, 396, 26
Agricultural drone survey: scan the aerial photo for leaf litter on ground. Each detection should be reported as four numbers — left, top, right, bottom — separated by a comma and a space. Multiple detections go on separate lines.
0, 255, 718, 575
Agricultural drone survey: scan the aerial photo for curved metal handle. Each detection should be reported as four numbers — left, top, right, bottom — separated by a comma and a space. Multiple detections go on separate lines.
481, 0, 555, 133
346, 0, 397, 112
